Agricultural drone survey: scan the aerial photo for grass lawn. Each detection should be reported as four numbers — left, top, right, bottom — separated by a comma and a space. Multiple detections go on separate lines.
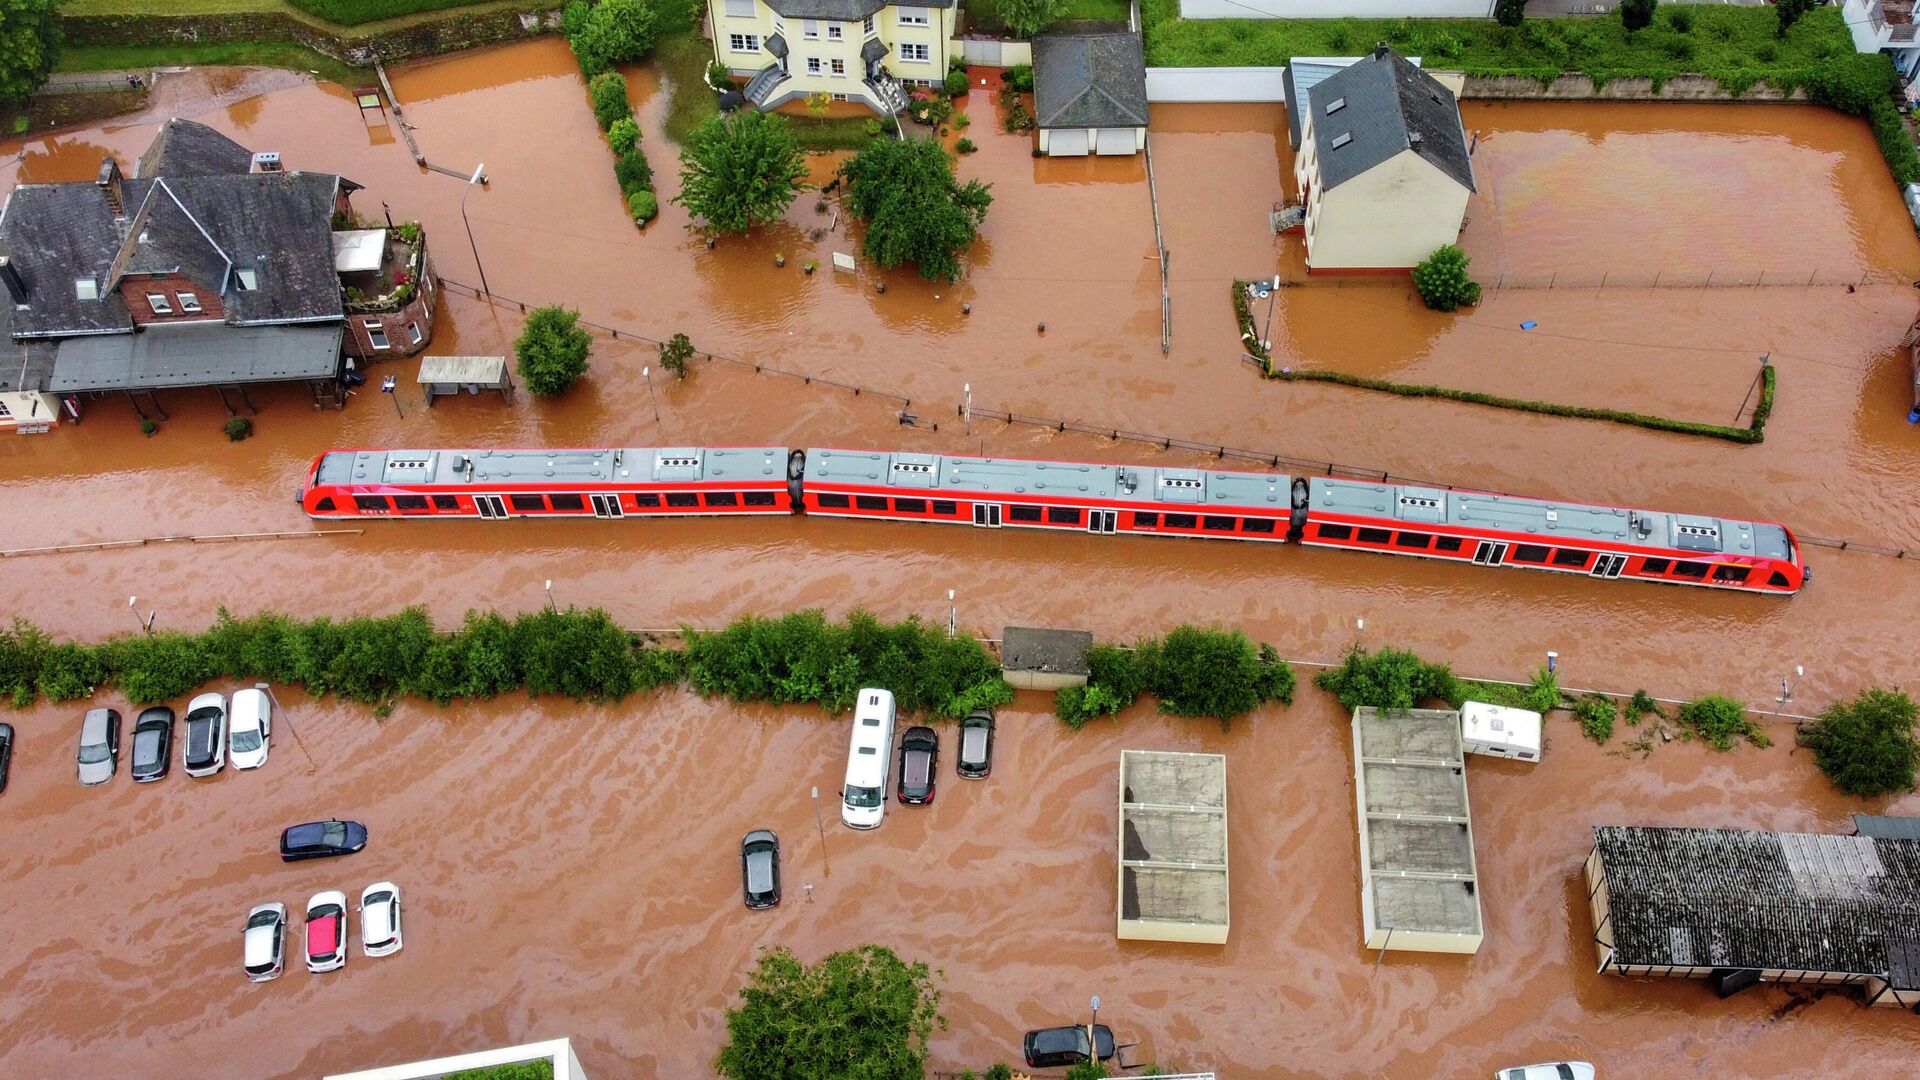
2, 88, 148, 136
965, 0, 1129, 35
1140, 1, 1854, 90
59, 0, 280, 12
658, 31, 720, 146
58, 42, 362, 85
60, 0, 547, 31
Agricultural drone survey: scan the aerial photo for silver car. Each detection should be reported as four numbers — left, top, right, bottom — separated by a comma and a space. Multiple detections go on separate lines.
77, 708, 121, 787
243, 902, 287, 983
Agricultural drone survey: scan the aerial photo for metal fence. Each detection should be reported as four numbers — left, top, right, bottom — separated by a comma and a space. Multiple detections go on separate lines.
1289, 267, 1900, 291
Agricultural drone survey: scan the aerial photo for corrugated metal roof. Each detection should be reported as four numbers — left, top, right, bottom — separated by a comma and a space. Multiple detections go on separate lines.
49, 322, 342, 391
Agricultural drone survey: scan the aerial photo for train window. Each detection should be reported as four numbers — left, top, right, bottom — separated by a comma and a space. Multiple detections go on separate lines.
550, 493, 586, 511
510, 494, 546, 512
1394, 532, 1431, 549
354, 495, 391, 512
1552, 549, 1590, 567
1712, 564, 1749, 583
818, 493, 850, 509
1243, 518, 1275, 533
1134, 512, 1159, 528
1049, 507, 1082, 525
1164, 514, 1196, 529
433, 495, 459, 511
635, 493, 661, 508
1639, 557, 1670, 574
1357, 527, 1391, 544
313, 497, 335, 512
1673, 561, 1709, 578
1204, 516, 1235, 531
932, 501, 957, 516
1009, 506, 1043, 523
666, 493, 699, 508
1769, 571, 1791, 588
743, 491, 777, 507
393, 495, 430, 512
1434, 536, 1463, 552
896, 498, 928, 514
1513, 545, 1550, 563
1316, 524, 1352, 541
856, 495, 888, 511
707, 492, 738, 507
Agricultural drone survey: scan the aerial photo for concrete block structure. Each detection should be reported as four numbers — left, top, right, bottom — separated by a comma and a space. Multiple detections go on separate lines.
1118, 750, 1229, 944
1001, 625, 1092, 690
324, 1037, 591, 1080
1350, 707, 1483, 954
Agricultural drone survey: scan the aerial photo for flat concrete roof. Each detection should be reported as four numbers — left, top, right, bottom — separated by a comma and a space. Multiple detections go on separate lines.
1352, 708, 1483, 951
1119, 750, 1228, 943
1003, 625, 1092, 677
416, 355, 507, 385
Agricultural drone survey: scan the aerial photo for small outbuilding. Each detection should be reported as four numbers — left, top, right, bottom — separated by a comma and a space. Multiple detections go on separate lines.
1118, 750, 1229, 944
417, 354, 515, 406
1351, 707, 1483, 954
1000, 625, 1092, 691
1033, 32, 1149, 158
1459, 701, 1542, 762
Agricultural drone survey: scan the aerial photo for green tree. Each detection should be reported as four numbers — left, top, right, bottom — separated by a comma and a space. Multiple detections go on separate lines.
1492, 0, 1525, 28
674, 110, 807, 234
1314, 644, 1459, 712
984, 1067, 1014, 1080
608, 116, 641, 154
515, 306, 593, 397
0, 0, 60, 107
1150, 626, 1293, 729
570, 0, 660, 75
996, 0, 1063, 37
839, 137, 992, 281
1799, 687, 1919, 797
1775, 0, 1815, 37
1065, 1064, 1112, 1080
714, 944, 945, 1080
1412, 244, 1482, 312
659, 332, 694, 378
589, 71, 631, 131
1619, 0, 1656, 34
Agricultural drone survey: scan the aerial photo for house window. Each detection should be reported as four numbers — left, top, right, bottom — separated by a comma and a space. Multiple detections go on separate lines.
807, 57, 822, 74
723, 0, 753, 14
74, 277, 99, 301
827, 22, 843, 39
146, 292, 173, 315
408, 322, 423, 345
898, 6, 930, 24
864, 14, 875, 34
177, 292, 202, 313
830, 58, 845, 76
899, 43, 930, 63
235, 268, 258, 291
728, 33, 761, 52
365, 320, 390, 350
802, 19, 819, 38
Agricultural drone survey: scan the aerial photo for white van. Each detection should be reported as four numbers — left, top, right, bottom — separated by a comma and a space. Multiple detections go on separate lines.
1460, 701, 1543, 762
841, 688, 897, 829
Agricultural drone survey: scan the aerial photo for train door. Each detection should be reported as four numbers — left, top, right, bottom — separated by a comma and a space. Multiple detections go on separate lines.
475, 495, 507, 519
1472, 541, 1508, 566
591, 494, 624, 519
1590, 553, 1627, 579
1087, 510, 1118, 535
972, 503, 1001, 528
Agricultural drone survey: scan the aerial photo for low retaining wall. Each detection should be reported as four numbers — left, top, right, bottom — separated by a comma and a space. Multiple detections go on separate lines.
1145, 66, 1287, 103
61, 4, 563, 67
1459, 73, 1806, 102
954, 37, 1033, 67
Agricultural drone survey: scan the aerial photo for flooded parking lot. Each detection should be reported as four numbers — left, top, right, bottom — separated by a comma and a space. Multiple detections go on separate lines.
4, 42, 1920, 1078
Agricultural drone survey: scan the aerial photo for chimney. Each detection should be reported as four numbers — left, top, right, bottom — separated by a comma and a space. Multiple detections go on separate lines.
1374, 42, 1389, 60
0, 256, 25, 306
97, 157, 124, 217
250, 151, 283, 174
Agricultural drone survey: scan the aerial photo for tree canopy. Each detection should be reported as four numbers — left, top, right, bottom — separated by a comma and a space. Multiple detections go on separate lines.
996, 0, 1063, 39
674, 110, 807, 235
0, 0, 61, 107
839, 137, 991, 282
1619, 0, 1657, 33
569, 0, 660, 75
1798, 687, 1919, 797
714, 944, 945, 1080
514, 306, 593, 397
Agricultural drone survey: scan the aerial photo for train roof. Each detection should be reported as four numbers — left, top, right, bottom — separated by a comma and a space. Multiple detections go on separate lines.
315, 447, 790, 488
1310, 477, 1792, 560
804, 448, 1294, 513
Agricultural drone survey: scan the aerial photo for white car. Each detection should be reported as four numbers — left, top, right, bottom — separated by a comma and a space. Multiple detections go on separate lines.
243, 902, 287, 983
1496, 1064, 1596, 1080
359, 881, 404, 957
183, 693, 227, 778
228, 688, 272, 770
305, 891, 348, 974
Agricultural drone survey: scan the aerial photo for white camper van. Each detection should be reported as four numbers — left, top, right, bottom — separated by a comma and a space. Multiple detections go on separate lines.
842, 688, 897, 829
1460, 701, 1542, 762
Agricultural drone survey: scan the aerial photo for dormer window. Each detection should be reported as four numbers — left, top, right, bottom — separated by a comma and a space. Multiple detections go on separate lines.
1330, 131, 1353, 149
146, 292, 173, 314
74, 276, 99, 301
178, 292, 202, 313
236, 268, 258, 291
1325, 97, 1346, 115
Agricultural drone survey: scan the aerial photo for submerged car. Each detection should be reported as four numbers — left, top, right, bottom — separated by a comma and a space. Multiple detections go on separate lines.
243, 902, 287, 983
228, 688, 272, 771
0, 722, 13, 794
740, 830, 781, 910
305, 891, 348, 974
280, 819, 369, 862
1495, 1065, 1597, 1080
359, 881, 404, 957
956, 708, 995, 779
77, 707, 121, 787
896, 726, 938, 805
183, 693, 227, 778
1023, 1023, 1115, 1069
130, 707, 174, 783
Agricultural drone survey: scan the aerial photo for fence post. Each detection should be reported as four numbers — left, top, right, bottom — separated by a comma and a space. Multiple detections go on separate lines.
1757, 270, 1765, 287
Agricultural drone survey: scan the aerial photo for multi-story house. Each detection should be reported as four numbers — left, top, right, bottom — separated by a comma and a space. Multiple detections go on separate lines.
709, 0, 956, 115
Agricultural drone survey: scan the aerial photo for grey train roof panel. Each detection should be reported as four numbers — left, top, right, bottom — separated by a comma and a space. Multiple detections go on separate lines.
317, 446, 789, 487
806, 448, 1294, 514
1310, 477, 1789, 559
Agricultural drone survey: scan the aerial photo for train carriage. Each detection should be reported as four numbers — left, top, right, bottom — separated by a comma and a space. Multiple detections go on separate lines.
302, 446, 793, 520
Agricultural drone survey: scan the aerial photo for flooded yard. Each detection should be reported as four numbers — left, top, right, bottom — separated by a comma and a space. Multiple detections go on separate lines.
3, 41, 1920, 1079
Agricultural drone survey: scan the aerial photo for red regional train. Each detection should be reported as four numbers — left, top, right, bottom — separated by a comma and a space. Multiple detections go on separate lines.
302, 445, 1807, 595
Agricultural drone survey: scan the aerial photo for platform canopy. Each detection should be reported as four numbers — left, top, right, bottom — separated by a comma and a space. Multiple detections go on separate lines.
50, 323, 344, 392
332, 228, 387, 273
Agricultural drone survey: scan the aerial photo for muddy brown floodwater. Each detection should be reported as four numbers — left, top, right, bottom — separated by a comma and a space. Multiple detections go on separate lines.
4, 43, 1920, 1079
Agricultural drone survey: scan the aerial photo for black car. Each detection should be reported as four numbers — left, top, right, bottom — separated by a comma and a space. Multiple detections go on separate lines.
956, 708, 995, 779
741, 829, 781, 909
279, 819, 369, 862
896, 726, 938, 805
0, 722, 12, 794
1023, 1023, 1115, 1069
130, 707, 174, 783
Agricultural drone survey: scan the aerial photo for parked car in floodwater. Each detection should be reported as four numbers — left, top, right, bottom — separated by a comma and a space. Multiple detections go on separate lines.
228, 688, 271, 771
183, 693, 227, 778
131, 707, 174, 783
243, 902, 287, 983
305, 891, 348, 974
896, 726, 938, 805
359, 881, 404, 957
1023, 1023, 1115, 1069
956, 708, 995, 779
741, 830, 781, 910
0, 723, 13, 794
77, 708, 120, 786
1496, 1064, 1596, 1080
280, 819, 368, 862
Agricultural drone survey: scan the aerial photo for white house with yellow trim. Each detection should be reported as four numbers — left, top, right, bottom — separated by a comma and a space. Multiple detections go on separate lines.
708, 0, 956, 115
1293, 45, 1474, 275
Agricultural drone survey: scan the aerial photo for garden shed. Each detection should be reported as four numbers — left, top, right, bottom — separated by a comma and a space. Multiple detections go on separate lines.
417, 355, 514, 406
1117, 750, 1229, 944
1351, 707, 1483, 954
1033, 32, 1149, 157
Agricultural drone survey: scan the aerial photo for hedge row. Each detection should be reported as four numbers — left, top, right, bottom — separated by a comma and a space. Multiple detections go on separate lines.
58, 3, 556, 66
1055, 627, 1294, 731
564, 4, 660, 224
287, 0, 489, 26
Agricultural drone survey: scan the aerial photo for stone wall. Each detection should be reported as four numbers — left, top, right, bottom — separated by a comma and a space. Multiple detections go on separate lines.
61, 4, 564, 67
1459, 73, 1808, 103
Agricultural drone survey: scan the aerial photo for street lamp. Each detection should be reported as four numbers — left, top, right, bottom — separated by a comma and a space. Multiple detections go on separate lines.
544, 579, 556, 611
1259, 273, 1281, 352
810, 784, 830, 877
127, 595, 154, 635
1089, 995, 1101, 1061
962, 382, 972, 435
460, 162, 491, 296
642, 366, 661, 424
1546, 650, 1558, 675
1779, 664, 1805, 705
947, 589, 957, 640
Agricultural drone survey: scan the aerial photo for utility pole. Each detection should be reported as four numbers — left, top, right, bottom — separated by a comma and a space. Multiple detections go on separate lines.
1260, 274, 1280, 352
256, 682, 317, 773
810, 785, 831, 877
460, 162, 491, 296
381, 374, 403, 418
127, 595, 155, 635
642, 366, 661, 424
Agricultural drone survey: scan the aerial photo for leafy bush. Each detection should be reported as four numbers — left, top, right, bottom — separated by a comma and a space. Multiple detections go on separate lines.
659, 332, 694, 378
37, 643, 107, 703
1677, 694, 1770, 750
674, 110, 808, 234
1055, 644, 1151, 729
1060, 629, 1292, 731
984, 1068, 1013, 1080
514, 305, 594, 397
223, 416, 253, 441
1002, 64, 1034, 93
608, 116, 641, 155
1314, 645, 1457, 712
1452, 667, 1560, 714
628, 190, 659, 222
1798, 687, 1919, 797
287, 0, 485, 24
946, 69, 971, 96
708, 60, 732, 88
140, 418, 158, 436
1627, 688, 1661, 723
1494, 0, 1526, 28
561, 0, 593, 38
589, 71, 632, 130
1620, 0, 1657, 34
442, 1060, 555, 1080
514, 607, 639, 702
109, 632, 216, 705
0, 620, 51, 707
715, 945, 944, 1080
615, 145, 655, 195
570, 0, 661, 76
1065, 1064, 1111, 1080
955, 137, 977, 153
1775, 0, 1814, 37
1666, 5, 1693, 33
839, 137, 993, 281
1412, 244, 1482, 312
1573, 693, 1617, 743
954, 112, 971, 129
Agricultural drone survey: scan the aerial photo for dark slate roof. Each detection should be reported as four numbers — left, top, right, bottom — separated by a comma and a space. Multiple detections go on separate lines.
1032, 32, 1148, 130
136, 118, 254, 179
1306, 46, 1473, 194
1593, 825, 1920, 987
765, 0, 951, 21
162, 173, 346, 324
0, 181, 142, 336
1001, 626, 1093, 677
0, 302, 58, 392
50, 323, 344, 392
